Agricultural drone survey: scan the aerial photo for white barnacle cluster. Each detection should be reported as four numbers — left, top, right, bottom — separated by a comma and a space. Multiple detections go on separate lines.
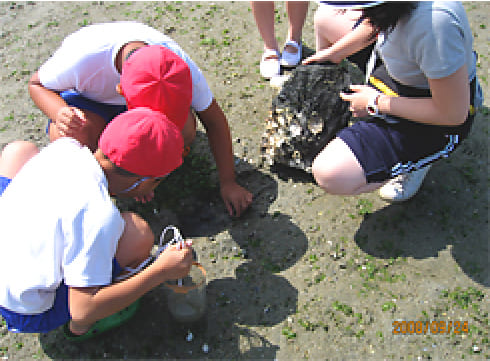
260, 64, 352, 173
261, 107, 325, 170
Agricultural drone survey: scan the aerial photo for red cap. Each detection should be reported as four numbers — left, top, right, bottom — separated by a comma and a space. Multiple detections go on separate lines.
99, 108, 183, 177
120, 45, 192, 131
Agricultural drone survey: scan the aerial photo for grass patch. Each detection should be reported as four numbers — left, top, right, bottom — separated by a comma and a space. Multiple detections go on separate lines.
440, 287, 484, 310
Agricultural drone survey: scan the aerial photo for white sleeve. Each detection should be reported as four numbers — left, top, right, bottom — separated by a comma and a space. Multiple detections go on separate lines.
187, 56, 214, 112
38, 44, 82, 91
62, 204, 124, 287
414, 9, 467, 80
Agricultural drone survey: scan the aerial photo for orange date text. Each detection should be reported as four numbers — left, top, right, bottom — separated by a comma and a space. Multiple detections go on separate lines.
392, 321, 469, 335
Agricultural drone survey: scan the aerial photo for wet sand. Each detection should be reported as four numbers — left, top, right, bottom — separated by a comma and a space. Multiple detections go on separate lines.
0, 2, 488, 360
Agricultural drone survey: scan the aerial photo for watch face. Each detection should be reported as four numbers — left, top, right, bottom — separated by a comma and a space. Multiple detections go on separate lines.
367, 105, 377, 116
367, 94, 380, 116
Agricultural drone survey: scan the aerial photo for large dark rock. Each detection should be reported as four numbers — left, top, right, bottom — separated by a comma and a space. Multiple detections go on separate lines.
260, 63, 352, 173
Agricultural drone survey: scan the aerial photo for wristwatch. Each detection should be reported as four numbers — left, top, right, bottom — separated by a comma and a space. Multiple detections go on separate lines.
367, 93, 382, 116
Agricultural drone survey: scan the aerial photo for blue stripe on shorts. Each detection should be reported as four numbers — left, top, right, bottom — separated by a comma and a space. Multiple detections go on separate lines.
0, 259, 123, 333
0, 176, 12, 196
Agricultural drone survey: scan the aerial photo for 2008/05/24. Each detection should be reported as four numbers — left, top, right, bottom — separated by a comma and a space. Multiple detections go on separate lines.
392, 320, 469, 335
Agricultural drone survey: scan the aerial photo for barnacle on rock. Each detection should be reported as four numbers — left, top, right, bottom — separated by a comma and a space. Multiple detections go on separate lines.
289, 123, 302, 138
261, 64, 352, 173
307, 116, 323, 135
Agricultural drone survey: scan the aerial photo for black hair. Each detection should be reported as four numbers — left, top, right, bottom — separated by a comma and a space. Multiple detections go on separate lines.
102, 152, 139, 177
363, 1, 417, 33
125, 47, 142, 61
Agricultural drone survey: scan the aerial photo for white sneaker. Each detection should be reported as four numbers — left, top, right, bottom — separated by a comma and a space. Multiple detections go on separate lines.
280, 40, 302, 67
260, 49, 280, 79
378, 165, 432, 202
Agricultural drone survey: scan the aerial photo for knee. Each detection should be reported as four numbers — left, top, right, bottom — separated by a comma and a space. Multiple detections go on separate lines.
49, 110, 106, 152
116, 212, 155, 267
311, 137, 369, 195
311, 155, 361, 195
313, 8, 325, 35
0, 141, 39, 178
312, 158, 338, 194
1, 140, 38, 158
314, 6, 335, 34
313, 7, 326, 29
123, 212, 154, 251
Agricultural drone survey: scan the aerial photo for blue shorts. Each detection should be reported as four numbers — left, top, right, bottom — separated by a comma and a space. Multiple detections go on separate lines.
0, 260, 123, 333
0, 176, 11, 196
46, 90, 127, 133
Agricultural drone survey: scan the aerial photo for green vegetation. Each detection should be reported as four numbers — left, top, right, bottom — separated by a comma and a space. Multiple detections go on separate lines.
440, 287, 484, 310
282, 326, 297, 340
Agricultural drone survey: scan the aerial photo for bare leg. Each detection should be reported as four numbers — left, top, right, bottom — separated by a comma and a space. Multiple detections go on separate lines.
284, 1, 309, 53
314, 6, 363, 51
0, 141, 39, 179
49, 109, 107, 153
312, 138, 383, 195
115, 212, 155, 270
251, 1, 279, 52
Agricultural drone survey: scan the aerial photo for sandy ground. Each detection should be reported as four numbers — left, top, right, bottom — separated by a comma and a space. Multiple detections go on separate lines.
0, 2, 488, 360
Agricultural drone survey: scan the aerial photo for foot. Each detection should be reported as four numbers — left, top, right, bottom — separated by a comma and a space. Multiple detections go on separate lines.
280, 40, 302, 67
260, 49, 280, 79
378, 165, 432, 202
63, 299, 141, 342
68, 321, 91, 336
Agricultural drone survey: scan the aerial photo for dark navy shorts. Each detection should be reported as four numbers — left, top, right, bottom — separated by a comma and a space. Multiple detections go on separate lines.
46, 90, 127, 133
337, 118, 470, 183
336, 47, 476, 183
0, 260, 123, 333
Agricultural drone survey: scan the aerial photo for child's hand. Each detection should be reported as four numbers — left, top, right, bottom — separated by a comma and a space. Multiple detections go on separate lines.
134, 191, 155, 203
154, 240, 194, 281
54, 106, 87, 137
221, 181, 253, 217
302, 49, 333, 65
340, 85, 381, 118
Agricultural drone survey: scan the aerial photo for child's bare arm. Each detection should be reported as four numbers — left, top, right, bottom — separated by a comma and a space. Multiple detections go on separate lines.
28, 72, 86, 136
68, 244, 193, 334
196, 99, 253, 217
303, 19, 376, 65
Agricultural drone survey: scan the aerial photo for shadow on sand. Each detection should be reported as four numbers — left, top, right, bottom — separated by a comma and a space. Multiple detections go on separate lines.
354, 109, 489, 287
40, 149, 308, 360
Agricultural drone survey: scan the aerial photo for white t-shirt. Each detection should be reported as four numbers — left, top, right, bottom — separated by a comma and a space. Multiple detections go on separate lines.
38, 21, 213, 112
378, 1, 482, 107
0, 138, 124, 314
